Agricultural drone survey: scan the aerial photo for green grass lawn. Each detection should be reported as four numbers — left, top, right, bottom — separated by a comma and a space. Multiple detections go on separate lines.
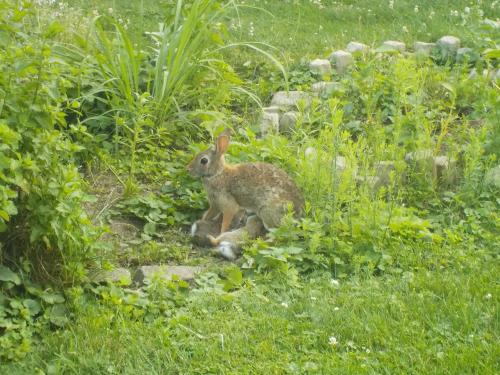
7, 261, 498, 374
1, 0, 499, 373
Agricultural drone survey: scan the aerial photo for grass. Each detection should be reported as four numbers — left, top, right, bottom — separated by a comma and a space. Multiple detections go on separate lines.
6, 261, 498, 374
2, 0, 499, 373
62, 0, 498, 62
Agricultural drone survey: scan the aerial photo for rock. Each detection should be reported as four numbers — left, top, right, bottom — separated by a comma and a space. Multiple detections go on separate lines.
92, 268, 132, 286
333, 156, 347, 173
405, 149, 435, 179
260, 107, 280, 136
279, 111, 299, 133
304, 146, 318, 160
270, 91, 310, 108
311, 81, 343, 96
262, 105, 281, 114
309, 59, 332, 75
381, 40, 406, 53
437, 36, 460, 56
434, 156, 458, 185
456, 48, 478, 63
134, 265, 202, 285
374, 161, 396, 186
414, 41, 436, 55
485, 165, 500, 189
346, 41, 369, 54
355, 174, 385, 193
328, 50, 354, 74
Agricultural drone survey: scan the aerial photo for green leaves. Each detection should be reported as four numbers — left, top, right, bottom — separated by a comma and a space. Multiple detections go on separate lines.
0, 266, 21, 285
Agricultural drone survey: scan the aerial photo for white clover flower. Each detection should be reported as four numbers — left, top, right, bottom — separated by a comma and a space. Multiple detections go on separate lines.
414, 5, 419, 13
334, 306, 340, 311
329, 336, 338, 345
108, 7, 113, 14
281, 302, 289, 308
464, 6, 471, 14
485, 293, 492, 300
389, 0, 394, 10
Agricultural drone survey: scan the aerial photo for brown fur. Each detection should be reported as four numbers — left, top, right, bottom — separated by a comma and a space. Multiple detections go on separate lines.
187, 133, 304, 232
191, 210, 247, 247
207, 215, 265, 247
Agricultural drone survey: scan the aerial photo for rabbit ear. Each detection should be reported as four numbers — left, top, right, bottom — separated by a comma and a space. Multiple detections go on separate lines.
215, 133, 230, 155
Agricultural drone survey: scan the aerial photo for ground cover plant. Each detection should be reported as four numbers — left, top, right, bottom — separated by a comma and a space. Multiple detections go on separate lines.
1, 0, 499, 373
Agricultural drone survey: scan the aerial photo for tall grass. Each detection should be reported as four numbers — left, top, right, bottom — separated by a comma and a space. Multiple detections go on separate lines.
89, 0, 286, 192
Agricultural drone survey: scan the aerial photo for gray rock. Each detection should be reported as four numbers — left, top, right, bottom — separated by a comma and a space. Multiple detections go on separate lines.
304, 146, 318, 160
328, 50, 354, 74
279, 111, 299, 133
381, 40, 406, 53
375, 161, 396, 186
134, 265, 202, 285
270, 91, 311, 108
260, 109, 280, 137
485, 165, 500, 189
92, 268, 132, 285
468, 67, 498, 80
437, 36, 460, 55
346, 41, 369, 54
434, 156, 458, 185
333, 156, 347, 173
262, 106, 281, 114
414, 42, 436, 54
356, 175, 384, 193
309, 59, 332, 75
456, 48, 478, 63
311, 81, 343, 96
405, 149, 435, 178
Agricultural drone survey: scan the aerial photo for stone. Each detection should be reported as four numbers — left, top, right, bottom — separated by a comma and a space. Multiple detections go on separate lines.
309, 59, 332, 75
328, 50, 354, 74
434, 156, 458, 185
405, 149, 435, 178
414, 42, 436, 55
134, 265, 202, 285
279, 111, 299, 133
456, 48, 478, 63
92, 268, 132, 286
437, 36, 461, 56
346, 41, 369, 54
381, 40, 406, 53
485, 165, 500, 189
270, 91, 310, 108
260, 107, 280, 136
311, 81, 343, 96
333, 156, 347, 173
263, 105, 280, 114
374, 161, 396, 186
304, 146, 318, 160
355, 174, 385, 193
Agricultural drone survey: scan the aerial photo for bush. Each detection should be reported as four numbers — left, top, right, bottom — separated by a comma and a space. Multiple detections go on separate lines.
0, 1, 100, 284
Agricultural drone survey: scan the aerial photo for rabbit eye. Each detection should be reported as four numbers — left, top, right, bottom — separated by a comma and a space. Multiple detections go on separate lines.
200, 157, 208, 165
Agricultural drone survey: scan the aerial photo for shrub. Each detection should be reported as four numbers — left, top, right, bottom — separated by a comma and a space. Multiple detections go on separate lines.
0, 0, 100, 284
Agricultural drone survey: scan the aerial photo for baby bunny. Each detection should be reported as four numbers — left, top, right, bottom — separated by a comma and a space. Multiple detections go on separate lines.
207, 215, 265, 260
190, 209, 247, 247
187, 131, 304, 233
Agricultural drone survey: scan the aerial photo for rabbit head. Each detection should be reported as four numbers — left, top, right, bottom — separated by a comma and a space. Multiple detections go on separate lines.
187, 132, 230, 178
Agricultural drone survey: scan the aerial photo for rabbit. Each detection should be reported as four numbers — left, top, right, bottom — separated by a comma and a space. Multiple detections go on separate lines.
190, 209, 248, 247
187, 131, 304, 234
207, 215, 265, 260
